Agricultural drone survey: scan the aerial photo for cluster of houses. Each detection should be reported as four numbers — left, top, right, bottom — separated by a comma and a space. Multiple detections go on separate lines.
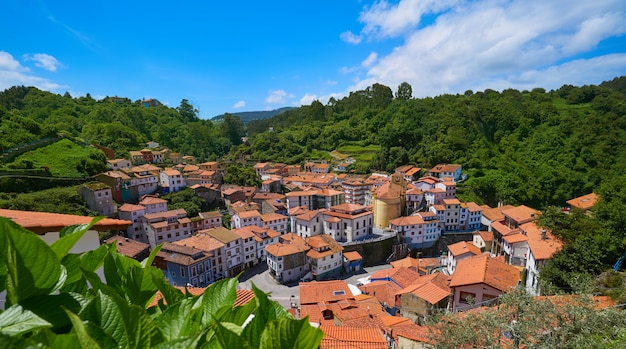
0, 140, 603, 348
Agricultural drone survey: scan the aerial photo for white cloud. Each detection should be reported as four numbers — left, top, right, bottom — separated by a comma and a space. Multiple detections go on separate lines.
23, 53, 62, 72
345, 0, 626, 97
361, 52, 378, 67
299, 93, 318, 106
233, 100, 246, 109
265, 89, 295, 104
340, 30, 362, 44
326, 80, 338, 85
0, 51, 62, 91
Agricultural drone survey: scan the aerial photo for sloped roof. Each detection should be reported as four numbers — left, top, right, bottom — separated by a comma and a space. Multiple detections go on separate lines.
265, 233, 309, 257
119, 203, 145, 212
174, 233, 225, 252
396, 273, 451, 305
481, 204, 516, 222
236, 210, 261, 219
319, 325, 387, 349
502, 205, 538, 224
447, 241, 482, 257
566, 192, 598, 211
449, 254, 520, 291
358, 280, 402, 307
389, 215, 426, 226
203, 227, 240, 244
300, 280, 354, 305
105, 236, 150, 259
520, 222, 563, 260
343, 251, 362, 261
0, 209, 131, 234
306, 234, 343, 259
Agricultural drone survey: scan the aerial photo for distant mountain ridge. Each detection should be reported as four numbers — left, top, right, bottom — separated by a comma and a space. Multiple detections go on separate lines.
210, 107, 294, 124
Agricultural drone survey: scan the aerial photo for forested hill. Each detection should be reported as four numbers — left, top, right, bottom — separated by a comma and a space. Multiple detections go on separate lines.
244, 77, 626, 208
210, 107, 294, 124
1, 77, 625, 209
0, 89, 246, 161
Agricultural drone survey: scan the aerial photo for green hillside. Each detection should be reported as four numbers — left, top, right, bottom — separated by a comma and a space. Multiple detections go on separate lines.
210, 107, 294, 124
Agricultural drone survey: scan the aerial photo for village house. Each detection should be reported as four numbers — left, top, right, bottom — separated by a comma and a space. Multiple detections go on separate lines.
140, 208, 191, 248
305, 234, 344, 280
445, 241, 482, 275
252, 192, 287, 215
473, 230, 494, 253
389, 214, 441, 249
427, 164, 463, 182
282, 172, 338, 189
118, 164, 160, 201
266, 233, 310, 283
231, 226, 257, 268
395, 273, 451, 324
390, 255, 443, 275
231, 210, 262, 229
260, 212, 289, 234
490, 205, 539, 255
201, 227, 244, 278
254, 162, 271, 177
198, 161, 220, 172
285, 188, 345, 211
139, 195, 168, 214
78, 182, 117, 217
159, 168, 185, 193
155, 242, 213, 288
236, 225, 281, 265
105, 236, 150, 261
406, 186, 424, 214
106, 158, 131, 171
343, 251, 363, 273
566, 192, 598, 213
361, 267, 421, 314
341, 179, 374, 206
184, 169, 221, 186
117, 203, 147, 242
449, 254, 521, 311
190, 210, 223, 233
322, 203, 373, 243
396, 165, 422, 182
173, 233, 227, 282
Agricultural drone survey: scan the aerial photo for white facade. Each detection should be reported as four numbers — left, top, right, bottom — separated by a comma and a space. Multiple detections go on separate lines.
294, 211, 324, 239
159, 169, 186, 193
261, 213, 289, 235
118, 204, 147, 243
141, 209, 192, 248
232, 210, 262, 229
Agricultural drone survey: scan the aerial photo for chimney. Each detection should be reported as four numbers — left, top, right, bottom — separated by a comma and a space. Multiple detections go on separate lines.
541, 230, 547, 240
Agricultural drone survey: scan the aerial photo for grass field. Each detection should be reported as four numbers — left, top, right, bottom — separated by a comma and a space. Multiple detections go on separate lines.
334, 144, 380, 162
7, 139, 105, 178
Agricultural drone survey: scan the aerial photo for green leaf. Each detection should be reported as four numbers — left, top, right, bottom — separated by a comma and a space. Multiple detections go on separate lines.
63, 307, 102, 349
200, 278, 238, 326
51, 217, 103, 259
0, 304, 52, 335
2, 217, 63, 306
151, 273, 184, 308
0, 332, 40, 349
242, 284, 289, 348
20, 292, 90, 331
80, 244, 109, 272
155, 297, 200, 341
259, 317, 323, 349
152, 332, 204, 349
213, 322, 251, 349
140, 243, 162, 268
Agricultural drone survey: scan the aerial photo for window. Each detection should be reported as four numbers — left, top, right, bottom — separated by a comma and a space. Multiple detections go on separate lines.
180, 267, 185, 277
157, 235, 163, 241
167, 233, 172, 239
459, 291, 476, 305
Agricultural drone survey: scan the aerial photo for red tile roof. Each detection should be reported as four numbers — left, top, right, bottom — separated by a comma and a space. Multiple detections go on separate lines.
105, 236, 150, 259
502, 205, 538, 224
520, 222, 563, 260
0, 209, 131, 234
319, 325, 387, 349
447, 241, 481, 257
343, 251, 362, 261
566, 192, 598, 211
265, 233, 309, 257
449, 254, 520, 292
300, 280, 354, 305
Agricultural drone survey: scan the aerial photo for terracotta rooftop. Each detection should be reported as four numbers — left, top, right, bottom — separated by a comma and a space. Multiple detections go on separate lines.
0, 209, 131, 234
396, 273, 451, 305
105, 236, 150, 259
389, 215, 426, 226
159, 242, 212, 266
429, 164, 461, 173
319, 325, 387, 349
392, 323, 432, 344
173, 233, 225, 252
260, 212, 288, 222
447, 241, 482, 257
520, 222, 563, 260
306, 234, 343, 259
481, 204, 516, 222
230, 227, 256, 240
359, 280, 402, 307
502, 205, 539, 224
118, 203, 145, 212
370, 266, 420, 289
199, 211, 222, 219
265, 233, 309, 257
374, 182, 403, 199
235, 210, 261, 219
300, 280, 354, 305
295, 209, 324, 222
343, 251, 362, 261
139, 196, 167, 205
449, 254, 521, 292
502, 232, 529, 244
474, 231, 494, 242
566, 192, 598, 211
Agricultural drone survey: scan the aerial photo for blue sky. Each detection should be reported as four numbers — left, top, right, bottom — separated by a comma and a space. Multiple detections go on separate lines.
1, 0, 625, 119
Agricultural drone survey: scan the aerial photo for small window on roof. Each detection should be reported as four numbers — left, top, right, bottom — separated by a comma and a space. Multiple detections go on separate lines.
333, 290, 345, 296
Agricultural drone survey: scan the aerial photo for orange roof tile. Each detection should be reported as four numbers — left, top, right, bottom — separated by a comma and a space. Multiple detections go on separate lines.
449, 254, 520, 291
119, 203, 145, 212
105, 236, 150, 259
447, 241, 482, 257
343, 251, 362, 261
173, 233, 225, 252
566, 192, 598, 211
503, 233, 529, 244
260, 212, 288, 222
481, 204, 516, 222
236, 210, 261, 219
319, 325, 387, 349
374, 182, 403, 199
392, 323, 432, 344
389, 215, 426, 226
265, 233, 309, 257
359, 281, 402, 307
502, 205, 538, 224
300, 280, 354, 305
474, 231, 493, 242
0, 209, 131, 234
520, 222, 563, 260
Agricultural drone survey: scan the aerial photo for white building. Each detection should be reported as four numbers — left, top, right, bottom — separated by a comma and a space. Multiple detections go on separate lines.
231, 210, 262, 229
265, 233, 310, 283
118, 203, 147, 243
321, 203, 373, 242
138, 195, 168, 214
305, 234, 343, 280
141, 209, 191, 248
261, 212, 289, 235
159, 169, 186, 193
203, 227, 244, 278
389, 214, 441, 249
293, 209, 325, 239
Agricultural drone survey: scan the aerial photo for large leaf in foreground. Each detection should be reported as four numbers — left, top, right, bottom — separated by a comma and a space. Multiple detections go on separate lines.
200, 278, 238, 326
0, 304, 51, 336
259, 317, 323, 349
1, 218, 63, 306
